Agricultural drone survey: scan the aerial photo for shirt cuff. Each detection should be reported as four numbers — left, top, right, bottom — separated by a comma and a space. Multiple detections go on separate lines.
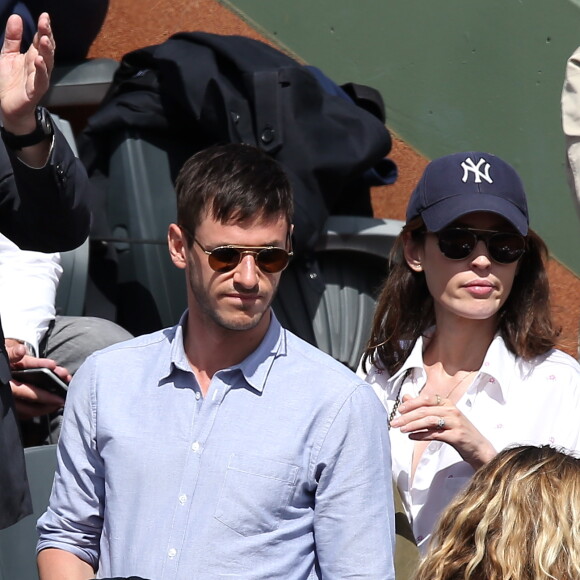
5, 338, 37, 357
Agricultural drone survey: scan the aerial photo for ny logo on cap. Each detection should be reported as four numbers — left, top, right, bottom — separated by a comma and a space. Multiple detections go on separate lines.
461, 158, 492, 184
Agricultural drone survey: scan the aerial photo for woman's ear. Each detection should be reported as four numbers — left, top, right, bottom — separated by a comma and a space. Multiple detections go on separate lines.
403, 231, 424, 272
168, 223, 187, 270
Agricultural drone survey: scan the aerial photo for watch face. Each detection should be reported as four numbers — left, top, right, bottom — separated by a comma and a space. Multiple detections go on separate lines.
1, 107, 54, 149
37, 108, 53, 136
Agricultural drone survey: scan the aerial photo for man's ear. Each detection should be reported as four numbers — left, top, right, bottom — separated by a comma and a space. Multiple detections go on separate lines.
402, 231, 423, 272
168, 223, 187, 270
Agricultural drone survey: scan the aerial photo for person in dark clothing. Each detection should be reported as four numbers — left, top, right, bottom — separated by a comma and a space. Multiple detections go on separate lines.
0, 11, 90, 529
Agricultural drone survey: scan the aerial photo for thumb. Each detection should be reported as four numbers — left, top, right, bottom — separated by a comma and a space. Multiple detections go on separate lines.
2, 14, 24, 55
6, 342, 27, 364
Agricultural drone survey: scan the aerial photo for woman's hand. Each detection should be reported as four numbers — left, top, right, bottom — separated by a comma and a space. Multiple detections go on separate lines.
390, 393, 497, 469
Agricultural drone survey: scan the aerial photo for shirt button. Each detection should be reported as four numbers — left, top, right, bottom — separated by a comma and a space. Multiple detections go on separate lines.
168, 548, 177, 559
191, 441, 201, 453
466, 399, 472, 407
179, 494, 187, 504
195, 391, 201, 400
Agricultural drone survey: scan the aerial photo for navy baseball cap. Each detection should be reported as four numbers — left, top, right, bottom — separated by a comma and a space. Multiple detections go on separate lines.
406, 152, 529, 235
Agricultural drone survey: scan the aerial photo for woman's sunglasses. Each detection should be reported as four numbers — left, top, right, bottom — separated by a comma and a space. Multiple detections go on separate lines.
193, 237, 293, 273
435, 227, 526, 264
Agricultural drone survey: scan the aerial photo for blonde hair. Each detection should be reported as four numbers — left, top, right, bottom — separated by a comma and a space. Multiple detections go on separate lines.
414, 445, 580, 580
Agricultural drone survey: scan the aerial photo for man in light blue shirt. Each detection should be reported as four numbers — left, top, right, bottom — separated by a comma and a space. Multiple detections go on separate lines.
37, 144, 395, 579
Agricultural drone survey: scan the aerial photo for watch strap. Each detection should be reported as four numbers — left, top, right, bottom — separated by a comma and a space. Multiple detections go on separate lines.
1, 107, 53, 150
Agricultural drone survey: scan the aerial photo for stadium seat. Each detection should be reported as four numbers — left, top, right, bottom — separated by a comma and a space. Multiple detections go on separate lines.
42, 58, 118, 108
100, 129, 402, 365
0, 445, 58, 580
51, 115, 89, 317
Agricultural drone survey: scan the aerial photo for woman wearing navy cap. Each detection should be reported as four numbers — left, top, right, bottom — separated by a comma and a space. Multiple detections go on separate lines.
360, 151, 580, 553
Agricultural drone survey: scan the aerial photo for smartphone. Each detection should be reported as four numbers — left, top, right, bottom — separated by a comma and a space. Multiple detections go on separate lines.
11, 368, 68, 399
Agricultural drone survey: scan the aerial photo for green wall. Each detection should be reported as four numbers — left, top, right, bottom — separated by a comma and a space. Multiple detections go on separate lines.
223, 0, 580, 275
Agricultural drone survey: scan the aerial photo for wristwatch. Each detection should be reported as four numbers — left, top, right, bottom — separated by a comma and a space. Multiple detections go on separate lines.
6, 338, 36, 357
1, 106, 54, 150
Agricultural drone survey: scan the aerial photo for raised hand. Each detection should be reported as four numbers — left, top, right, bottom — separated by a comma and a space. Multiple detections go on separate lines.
0, 12, 55, 131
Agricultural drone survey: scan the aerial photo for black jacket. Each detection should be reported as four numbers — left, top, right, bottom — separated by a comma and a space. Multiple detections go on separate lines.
0, 113, 91, 529
79, 32, 394, 254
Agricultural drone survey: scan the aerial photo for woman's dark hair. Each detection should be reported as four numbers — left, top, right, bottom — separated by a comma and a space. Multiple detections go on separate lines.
362, 218, 559, 375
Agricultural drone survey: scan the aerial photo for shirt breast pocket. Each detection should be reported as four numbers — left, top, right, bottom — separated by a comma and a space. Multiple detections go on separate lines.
215, 453, 299, 536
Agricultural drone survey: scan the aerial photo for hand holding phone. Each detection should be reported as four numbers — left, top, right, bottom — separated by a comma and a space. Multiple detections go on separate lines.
11, 367, 68, 399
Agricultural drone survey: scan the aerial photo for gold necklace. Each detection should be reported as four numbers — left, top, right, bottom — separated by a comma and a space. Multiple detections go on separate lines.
442, 370, 476, 400
388, 368, 476, 427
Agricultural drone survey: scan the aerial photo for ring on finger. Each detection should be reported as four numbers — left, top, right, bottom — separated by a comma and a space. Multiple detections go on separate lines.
436, 417, 445, 430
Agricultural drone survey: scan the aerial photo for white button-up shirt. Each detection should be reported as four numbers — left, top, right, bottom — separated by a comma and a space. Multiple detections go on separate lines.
362, 333, 580, 553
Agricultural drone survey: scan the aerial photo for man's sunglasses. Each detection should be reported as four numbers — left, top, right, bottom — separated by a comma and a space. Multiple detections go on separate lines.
435, 227, 526, 264
192, 237, 293, 273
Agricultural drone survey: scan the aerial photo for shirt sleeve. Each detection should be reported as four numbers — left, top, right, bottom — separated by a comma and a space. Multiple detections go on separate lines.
313, 382, 395, 579
36, 354, 104, 570
0, 233, 62, 352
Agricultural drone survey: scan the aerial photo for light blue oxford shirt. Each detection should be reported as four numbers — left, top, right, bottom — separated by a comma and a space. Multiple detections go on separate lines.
37, 312, 395, 579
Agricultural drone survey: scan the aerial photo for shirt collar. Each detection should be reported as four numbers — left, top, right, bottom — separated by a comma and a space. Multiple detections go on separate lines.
387, 329, 434, 387
386, 330, 517, 402
477, 334, 518, 402
157, 310, 191, 383
224, 312, 285, 394
160, 310, 285, 394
